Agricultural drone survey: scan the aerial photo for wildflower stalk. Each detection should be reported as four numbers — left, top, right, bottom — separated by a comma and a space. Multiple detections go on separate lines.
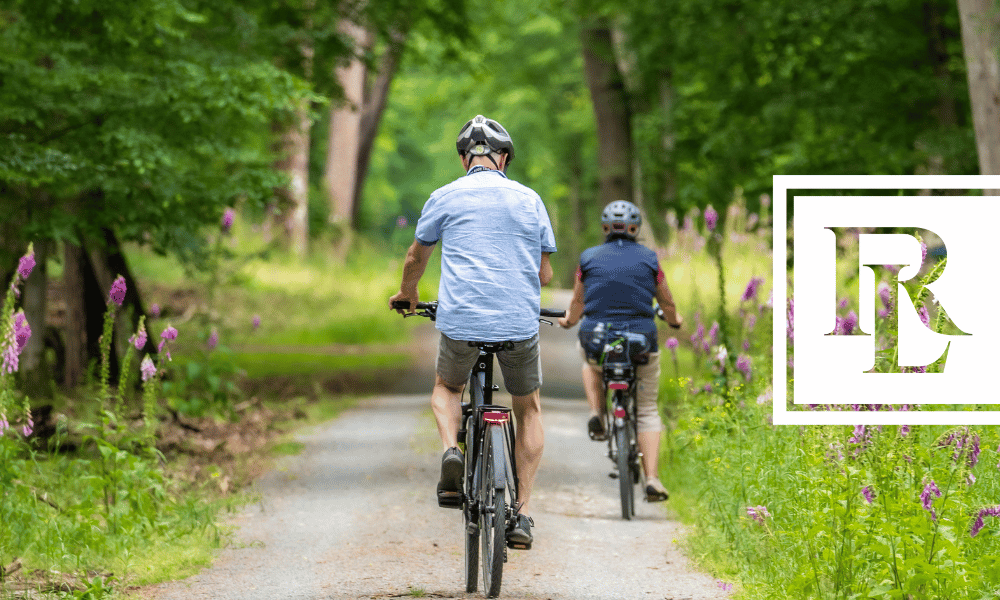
98, 301, 116, 422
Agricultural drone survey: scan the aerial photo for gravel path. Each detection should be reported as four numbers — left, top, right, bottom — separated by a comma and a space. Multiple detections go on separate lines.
150, 291, 730, 600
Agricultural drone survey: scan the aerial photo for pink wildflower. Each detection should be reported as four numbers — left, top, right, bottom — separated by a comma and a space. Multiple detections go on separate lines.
109, 275, 127, 306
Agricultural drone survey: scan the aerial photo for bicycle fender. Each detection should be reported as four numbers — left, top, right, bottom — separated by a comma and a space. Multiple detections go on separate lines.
489, 426, 507, 490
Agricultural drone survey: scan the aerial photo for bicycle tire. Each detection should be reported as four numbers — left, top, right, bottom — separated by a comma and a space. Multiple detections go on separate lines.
464, 417, 479, 593
616, 420, 634, 520
481, 425, 506, 598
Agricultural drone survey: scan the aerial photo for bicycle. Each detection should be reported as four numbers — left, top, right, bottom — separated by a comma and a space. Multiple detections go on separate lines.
589, 325, 649, 520
391, 300, 564, 598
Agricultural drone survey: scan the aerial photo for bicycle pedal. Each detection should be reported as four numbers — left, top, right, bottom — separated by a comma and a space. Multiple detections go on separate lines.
507, 540, 531, 551
437, 490, 463, 509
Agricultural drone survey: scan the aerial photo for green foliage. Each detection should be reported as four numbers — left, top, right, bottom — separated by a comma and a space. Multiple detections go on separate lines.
0, 0, 316, 268
619, 0, 975, 218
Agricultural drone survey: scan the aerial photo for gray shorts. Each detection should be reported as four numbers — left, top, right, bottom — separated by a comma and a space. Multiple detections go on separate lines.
437, 333, 542, 397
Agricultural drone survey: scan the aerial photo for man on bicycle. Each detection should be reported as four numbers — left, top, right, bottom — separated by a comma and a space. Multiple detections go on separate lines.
389, 115, 556, 548
558, 200, 682, 503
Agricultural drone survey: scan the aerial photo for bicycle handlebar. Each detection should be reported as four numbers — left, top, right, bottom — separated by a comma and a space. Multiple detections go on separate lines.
391, 300, 565, 319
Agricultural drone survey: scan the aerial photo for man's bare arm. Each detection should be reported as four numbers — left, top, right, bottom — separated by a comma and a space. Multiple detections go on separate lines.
539, 252, 553, 287
389, 240, 436, 313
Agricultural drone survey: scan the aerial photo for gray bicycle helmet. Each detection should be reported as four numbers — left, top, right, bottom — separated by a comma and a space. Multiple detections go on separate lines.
456, 115, 515, 164
601, 200, 642, 239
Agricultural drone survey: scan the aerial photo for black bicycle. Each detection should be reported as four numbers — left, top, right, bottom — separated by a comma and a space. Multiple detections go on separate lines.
592, 326, 649, 520
392, 300, 564, 598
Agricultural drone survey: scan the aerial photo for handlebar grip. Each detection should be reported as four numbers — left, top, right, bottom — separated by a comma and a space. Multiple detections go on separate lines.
391, 300, 433, 310
539, 308, 566, 318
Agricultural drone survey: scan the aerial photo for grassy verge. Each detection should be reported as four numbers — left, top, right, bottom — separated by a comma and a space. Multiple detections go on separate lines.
2, 232, 432, 599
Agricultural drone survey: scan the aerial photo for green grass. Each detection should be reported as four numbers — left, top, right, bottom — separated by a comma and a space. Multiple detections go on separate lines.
235, 351, 407, 378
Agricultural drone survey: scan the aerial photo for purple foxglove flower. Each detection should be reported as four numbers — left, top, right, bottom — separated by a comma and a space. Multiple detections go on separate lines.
0, 418, 7, 435
140, 355, 156, 382
703, 383, 712, 393
969, 434, 981, 468
968, 473, 977, 486
130, 322, 147, 351
18, 249, 35, 280
160, 326, 178, 342
741, 276, 765, 303
921, 481, 942, 517
708, 322, 719, 345
901, 424, 910, 437
971, 514, 986, 537
14, 312, 30, 351
666, 337, 679, 350
221, 208, 235, 233
746, 505, 770, 525
862, 486, 874, 504
877, 282, 892, 309
704, 205, 718, 231
109, 275, 127, 306
22, 416, 32, 437
207, 329, 218, 350
839, 311, 858, 335
918, 305, 930, 327
150, 303, 161, 318
921, 241, 927, 264
838, 297, 849, 310
736, 354, 752, 381
747, 314, 757, 331
692, 323, 705, 343
252, 315, 261, 330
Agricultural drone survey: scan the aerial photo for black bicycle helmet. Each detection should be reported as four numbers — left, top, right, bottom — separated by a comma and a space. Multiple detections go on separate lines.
456, 115, 515, 164
601, 200, 642, 239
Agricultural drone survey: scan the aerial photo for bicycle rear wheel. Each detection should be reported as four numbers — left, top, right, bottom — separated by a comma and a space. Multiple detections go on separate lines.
481, 425, 507, 598
616, 420, 635, 520
463, 417, 479, 593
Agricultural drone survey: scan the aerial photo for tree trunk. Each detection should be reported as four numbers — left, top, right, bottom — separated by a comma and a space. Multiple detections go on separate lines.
580, 20, 659, 247
272, 100, 312, 258
63, 241, 88, 389
352, 27, 409, 226
325, 21, 369, 232
581, 21, 633, 207
957, 0, 1000, 194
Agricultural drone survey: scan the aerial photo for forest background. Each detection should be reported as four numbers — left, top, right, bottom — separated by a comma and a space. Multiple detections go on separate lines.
2, 0, 1000, 597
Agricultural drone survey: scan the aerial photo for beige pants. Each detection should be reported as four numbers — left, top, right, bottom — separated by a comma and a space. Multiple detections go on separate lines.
580, 346, 663, 433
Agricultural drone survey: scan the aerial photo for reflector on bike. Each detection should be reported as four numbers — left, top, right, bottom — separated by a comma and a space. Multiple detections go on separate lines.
483, 411, 510, 424
608, 382, 628, 390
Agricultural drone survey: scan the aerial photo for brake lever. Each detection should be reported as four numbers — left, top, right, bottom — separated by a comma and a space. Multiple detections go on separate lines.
539, 318, 554, 326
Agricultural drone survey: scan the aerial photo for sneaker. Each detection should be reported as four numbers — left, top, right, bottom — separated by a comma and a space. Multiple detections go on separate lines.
437, 447, 464, 508
588, 415, 608, 441
645, 477, 669, 502
507, 514, 534, 549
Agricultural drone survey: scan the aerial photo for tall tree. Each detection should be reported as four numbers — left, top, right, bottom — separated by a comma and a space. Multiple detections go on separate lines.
0, 0, 310, 388
957, 0, 1000, 193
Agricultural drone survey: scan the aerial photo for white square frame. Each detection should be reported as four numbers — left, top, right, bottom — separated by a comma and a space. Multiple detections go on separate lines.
773, 175, 1000, 425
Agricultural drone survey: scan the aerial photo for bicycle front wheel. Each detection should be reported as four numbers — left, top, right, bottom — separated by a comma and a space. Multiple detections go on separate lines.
480, 425, 507, 598
615, 420, 635, 520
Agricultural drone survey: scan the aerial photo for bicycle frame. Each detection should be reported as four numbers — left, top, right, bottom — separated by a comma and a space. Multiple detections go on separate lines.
463, 347, 520, 521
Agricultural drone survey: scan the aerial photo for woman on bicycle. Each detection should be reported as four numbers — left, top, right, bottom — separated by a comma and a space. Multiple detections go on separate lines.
558, 200, 682, 503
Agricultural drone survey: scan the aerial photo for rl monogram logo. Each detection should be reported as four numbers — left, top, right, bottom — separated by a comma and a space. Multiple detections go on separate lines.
824, 227, 970, 374
774, 178, 1000, 426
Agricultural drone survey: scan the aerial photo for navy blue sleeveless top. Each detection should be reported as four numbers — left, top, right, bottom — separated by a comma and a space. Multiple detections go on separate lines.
578, 237, 661, 352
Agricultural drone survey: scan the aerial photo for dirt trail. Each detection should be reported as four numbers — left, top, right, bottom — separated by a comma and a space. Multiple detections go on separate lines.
150, 291, 729, 600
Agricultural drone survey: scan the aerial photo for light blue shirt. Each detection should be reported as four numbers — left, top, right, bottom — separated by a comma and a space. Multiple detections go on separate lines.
415, 167, 557, 342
